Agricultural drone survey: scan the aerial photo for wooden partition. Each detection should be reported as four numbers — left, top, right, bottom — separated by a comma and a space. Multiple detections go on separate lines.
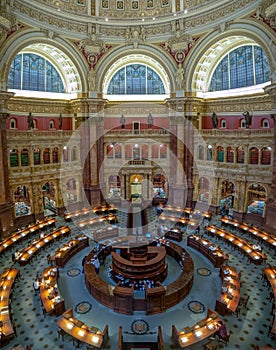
52, 234, 89, 267
57, 308, 109, 348
215, 265, 241, 316
187, 235, 228, 268
0, 268, 19, 347
40, 266, 65, 316
171, 308, 221, 349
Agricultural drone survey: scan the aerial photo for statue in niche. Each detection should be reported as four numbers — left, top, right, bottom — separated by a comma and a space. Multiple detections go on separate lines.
243, 111, 252, 128
120, 114, 126, 129
148, 113, 153, 128
27, 112, 34, 129
212, 112, 218, 129
176, 63, 184, 88
58, 114, 63, 130
88, 69, 96, 90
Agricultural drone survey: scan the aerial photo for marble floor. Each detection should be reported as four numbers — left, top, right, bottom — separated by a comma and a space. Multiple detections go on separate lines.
1, 213, 276, 350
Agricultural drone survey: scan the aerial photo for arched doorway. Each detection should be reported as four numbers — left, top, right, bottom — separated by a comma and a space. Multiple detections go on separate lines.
220, 180, 235, 215
130, 174, 143, 203
14, 185, 31, 217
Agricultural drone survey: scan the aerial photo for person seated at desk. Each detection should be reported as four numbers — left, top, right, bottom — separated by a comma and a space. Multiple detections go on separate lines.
214, 320, 228, 341
252, 243, 262, 251
33, 278, 41, 294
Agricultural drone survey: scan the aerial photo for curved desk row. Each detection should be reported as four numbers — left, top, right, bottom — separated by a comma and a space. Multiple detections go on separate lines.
52, 234, 89, 268
187, 235, 228, 268
161, 206, 212, 220
215, 265, 241, 316
77, 216, 117, 230
171, 308, 221, 349
262, 266, 276, 339
84, 240, 194, 315
64, 205, 116, 222
15, 226, 70, 266
0, 218, 56, 254
57, 308, 109, 348
205, 225, 267, 265
221, 217, 276, 252
40, 266, 65, 316
0, 268, 19, 347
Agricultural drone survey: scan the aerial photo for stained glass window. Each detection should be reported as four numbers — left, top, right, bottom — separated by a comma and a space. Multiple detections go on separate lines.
107, 64, 165, 95
8, 53, 65, 93
209, 45, 270, 91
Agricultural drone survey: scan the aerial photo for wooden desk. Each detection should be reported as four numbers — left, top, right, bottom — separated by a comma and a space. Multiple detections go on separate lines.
40, 266, 65, 316
53, 235, 89, 268
171, 308, 221, 348
0, 268, 19, 345
165, 228, 183, 242
215, 265, 241, 316
187, 235, 228, 268
0, 218, 56, 254
15, 226, 70, 266
57, 309, 109, 348
221, 217, 276, 252
93, 226, 118, 241
206, 225, 267, 265
262, 266, 276, 338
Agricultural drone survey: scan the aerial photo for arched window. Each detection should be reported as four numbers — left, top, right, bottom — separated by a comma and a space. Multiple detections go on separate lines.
152, 144, 159, 158
115, 144, 122, 159
142, 144, 148, 160
160, 144, 167, 159
249, 147, 259, 164
107, 64, 165, 95
221, 119, 227, 129
43, 148, 50, 164
207, 145, 213, 160
63, 147, 68, 162
133, 144, 140, 160
66, 178, 77, 203
21, 149, 29, 166
33, 148, 41, 165
261, 147, 271, 165
10, 118, 17, 129
209, 45, 270, 91
240, 118, 246, 128
71, 146, 77, 161
262, 119, 269, 128
217, 146, 224, 162
125, 145, 132, 160
226, 147, 234, 163
49, 120, 55, 129
106, 144, 114, 159
10, 149, 18, 167
198, 145, 204, 160
237, 147, 245, 164
52, 147, 58, 163
8, 53, 65, 93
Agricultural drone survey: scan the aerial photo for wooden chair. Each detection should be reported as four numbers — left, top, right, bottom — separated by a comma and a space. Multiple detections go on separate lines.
239, 295, 250, 309
218, 332, 231, 346
204, 340, 218, 350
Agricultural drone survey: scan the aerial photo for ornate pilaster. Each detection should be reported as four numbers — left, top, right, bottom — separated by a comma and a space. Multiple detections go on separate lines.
264, 84, 276, 233
0, 91, 15, 236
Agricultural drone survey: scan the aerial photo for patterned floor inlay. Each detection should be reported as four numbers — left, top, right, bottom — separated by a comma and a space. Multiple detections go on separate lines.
197, 267, 211, 276
187, 300, 205, 313
67, 267, 81, 277
74, 301, 92, 314
130, 319, 150, 335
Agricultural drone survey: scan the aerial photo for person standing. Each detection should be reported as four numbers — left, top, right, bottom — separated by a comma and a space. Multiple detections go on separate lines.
93, 256, 100, 274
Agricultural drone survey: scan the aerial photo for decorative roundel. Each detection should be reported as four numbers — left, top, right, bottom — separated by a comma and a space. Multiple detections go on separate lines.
187, 300, 205, 314
88, 53, 97, 65
175, 50, 185, 63
75, 301, 92, 314
131, 319, 150, 335
67, 268, 81, 277
197, 267, 211, 276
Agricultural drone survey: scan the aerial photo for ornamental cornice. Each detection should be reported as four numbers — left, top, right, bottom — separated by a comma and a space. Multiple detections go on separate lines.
9, 0, 260, 41
7, 98, 69, 114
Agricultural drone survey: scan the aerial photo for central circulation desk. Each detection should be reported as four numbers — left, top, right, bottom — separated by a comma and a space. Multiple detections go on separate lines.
84, 238, 194, 315
111, 246, 167, 286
